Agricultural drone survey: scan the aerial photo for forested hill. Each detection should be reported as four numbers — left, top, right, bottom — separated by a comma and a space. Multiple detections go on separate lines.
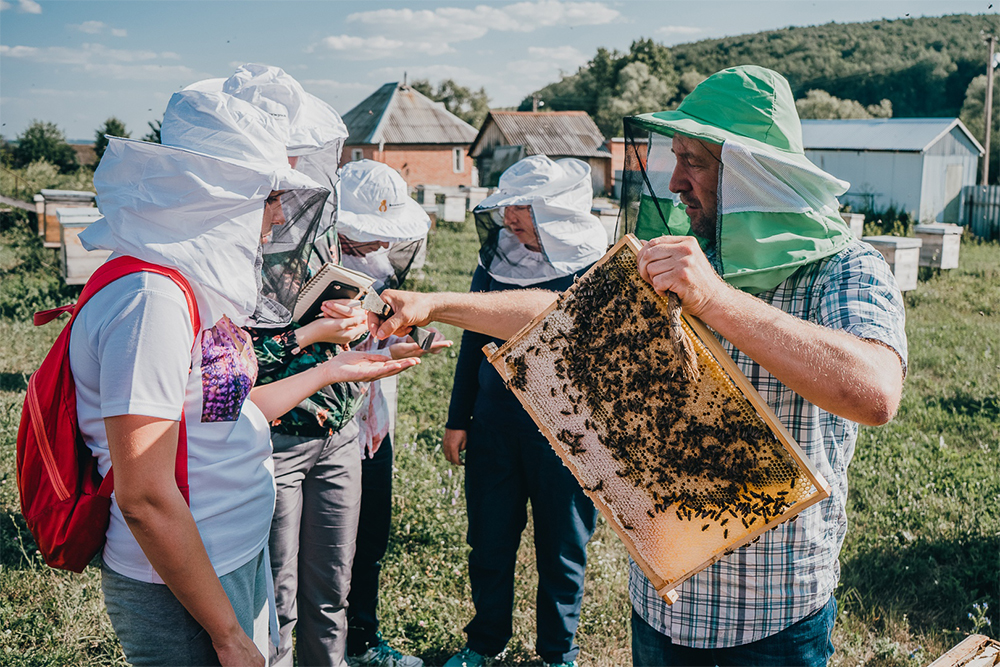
522, 13, 999, 137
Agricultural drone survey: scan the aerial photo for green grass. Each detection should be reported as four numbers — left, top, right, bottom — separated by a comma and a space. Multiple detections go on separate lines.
0, 218, 997, 665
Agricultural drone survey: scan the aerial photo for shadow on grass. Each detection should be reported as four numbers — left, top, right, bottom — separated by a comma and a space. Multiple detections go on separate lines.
840, 532, 999, 636
0, 371, 29, 392
932, 391, 1000, 420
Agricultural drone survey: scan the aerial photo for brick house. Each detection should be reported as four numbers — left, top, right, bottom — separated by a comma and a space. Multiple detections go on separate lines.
469, 111, 612, 195
341, 82, 478, 188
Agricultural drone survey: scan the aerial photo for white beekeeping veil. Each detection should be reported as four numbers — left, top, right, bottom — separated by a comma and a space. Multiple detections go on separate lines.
473, 155, 608, 286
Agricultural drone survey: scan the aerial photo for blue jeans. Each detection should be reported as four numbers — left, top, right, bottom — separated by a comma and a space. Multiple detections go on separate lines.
463, 416, 598, 664
631, 595, 837, 667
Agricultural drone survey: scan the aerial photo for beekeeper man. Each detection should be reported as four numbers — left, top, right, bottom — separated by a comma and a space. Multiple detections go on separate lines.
370, 66, 906, 667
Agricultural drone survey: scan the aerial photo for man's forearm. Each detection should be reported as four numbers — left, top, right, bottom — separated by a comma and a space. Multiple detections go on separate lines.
430, 289, 557, 339
700, 285, 903, 426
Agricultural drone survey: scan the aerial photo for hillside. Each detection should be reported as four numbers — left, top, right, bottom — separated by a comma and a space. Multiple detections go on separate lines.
524, 12, 999, 136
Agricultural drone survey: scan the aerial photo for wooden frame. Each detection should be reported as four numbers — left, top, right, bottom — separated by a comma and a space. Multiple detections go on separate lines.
484, 234, 831, 603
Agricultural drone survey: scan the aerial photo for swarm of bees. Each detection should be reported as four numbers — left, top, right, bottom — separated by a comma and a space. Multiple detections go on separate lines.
491, 236, 829, 600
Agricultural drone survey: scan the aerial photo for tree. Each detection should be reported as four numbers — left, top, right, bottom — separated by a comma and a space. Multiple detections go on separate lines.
11, 120, 78, 173
595, 61, 675, 138
795, 90, 892, 119
960, 73, 999, 184
142, 119, 162, 144
95, 117, 130, 161
410, 78, 491, 128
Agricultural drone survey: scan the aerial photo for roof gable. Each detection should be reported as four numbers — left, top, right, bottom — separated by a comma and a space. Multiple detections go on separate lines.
801, 118, 984, 154
470, 111, 610, 159
342, 82, 478, 146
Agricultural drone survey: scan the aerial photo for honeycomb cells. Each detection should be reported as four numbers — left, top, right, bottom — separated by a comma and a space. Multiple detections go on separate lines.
493, 240, 825, 591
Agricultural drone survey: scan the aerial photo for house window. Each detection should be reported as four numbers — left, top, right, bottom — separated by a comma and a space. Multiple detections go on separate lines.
351, 148, 364, 161
453, 147, 465, 173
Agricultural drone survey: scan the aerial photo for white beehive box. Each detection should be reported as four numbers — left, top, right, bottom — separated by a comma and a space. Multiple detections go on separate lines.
840, 212, 865, 238
34, 189, 97, 248
436, 192, 467, 223
863, 235, 922, 291
913, 223, 962, 269
58, 207, 110, 285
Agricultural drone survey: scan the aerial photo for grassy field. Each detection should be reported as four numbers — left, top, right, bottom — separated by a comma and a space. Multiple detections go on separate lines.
0, 213, 997, 667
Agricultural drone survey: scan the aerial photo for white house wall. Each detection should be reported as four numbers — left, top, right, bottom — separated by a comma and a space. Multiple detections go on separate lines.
919, 127, 980, 222
805, 150, 924, 218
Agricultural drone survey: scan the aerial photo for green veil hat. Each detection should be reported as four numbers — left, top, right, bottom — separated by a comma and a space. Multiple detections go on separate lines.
622, 65, 854, 293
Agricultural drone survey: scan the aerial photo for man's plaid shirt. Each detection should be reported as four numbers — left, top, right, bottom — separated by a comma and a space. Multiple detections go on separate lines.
629, 240, 908, 648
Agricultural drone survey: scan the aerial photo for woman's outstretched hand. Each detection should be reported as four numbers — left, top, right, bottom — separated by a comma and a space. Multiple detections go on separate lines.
322, 351, 419, 384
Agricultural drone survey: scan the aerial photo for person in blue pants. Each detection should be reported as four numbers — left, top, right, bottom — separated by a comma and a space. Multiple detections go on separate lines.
441, 155, 609, 667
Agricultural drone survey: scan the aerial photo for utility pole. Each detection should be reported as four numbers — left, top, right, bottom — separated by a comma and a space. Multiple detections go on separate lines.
532, 94, 540, 112
983, 34, 995, 186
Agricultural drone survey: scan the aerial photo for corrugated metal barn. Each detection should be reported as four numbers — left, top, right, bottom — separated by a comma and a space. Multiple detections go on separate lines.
469, 111, 611, 194
801, 118, 984, 223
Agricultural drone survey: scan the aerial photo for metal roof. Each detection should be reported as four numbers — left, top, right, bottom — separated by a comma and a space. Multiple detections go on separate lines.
342, 82, 478, 146
470, 111, 610, 159
801, 118, 984, 154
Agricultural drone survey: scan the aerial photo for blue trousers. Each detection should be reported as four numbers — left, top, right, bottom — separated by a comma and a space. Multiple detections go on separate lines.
463, 416, 598, 664
631, 595, 837, 667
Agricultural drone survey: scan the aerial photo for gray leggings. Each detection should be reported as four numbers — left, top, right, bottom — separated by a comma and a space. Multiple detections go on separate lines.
101, 549, 268, 666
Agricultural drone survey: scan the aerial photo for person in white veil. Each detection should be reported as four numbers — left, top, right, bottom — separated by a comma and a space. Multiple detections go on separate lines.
73, 79, 416, 667
439, 155, 607, 667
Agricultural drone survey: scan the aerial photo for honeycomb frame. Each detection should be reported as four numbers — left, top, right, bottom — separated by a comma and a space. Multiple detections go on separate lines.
484, 234, 831, 604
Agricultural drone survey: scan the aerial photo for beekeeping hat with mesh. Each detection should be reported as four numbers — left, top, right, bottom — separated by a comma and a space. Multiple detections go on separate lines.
81, 85, 327, 327
185, 64, 349, 327
337, 159, 431, 291
473, 155, 607, 287
623, 65, 854, 293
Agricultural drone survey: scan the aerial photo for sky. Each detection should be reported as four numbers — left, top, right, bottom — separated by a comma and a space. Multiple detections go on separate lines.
1, 0, 997, 142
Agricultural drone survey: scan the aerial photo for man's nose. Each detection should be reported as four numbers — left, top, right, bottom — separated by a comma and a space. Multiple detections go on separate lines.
668, 164, 689, 194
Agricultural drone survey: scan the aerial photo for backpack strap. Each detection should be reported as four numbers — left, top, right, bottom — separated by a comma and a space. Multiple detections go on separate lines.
53, 256, 201, 505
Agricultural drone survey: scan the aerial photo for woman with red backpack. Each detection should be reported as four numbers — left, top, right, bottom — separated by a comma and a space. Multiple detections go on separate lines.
68, 78, 417, 666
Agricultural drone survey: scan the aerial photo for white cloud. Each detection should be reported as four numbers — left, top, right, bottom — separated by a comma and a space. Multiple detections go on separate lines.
0, 43, 193, 80
18, 0, 41, 13
72, 20, 128, 36
300, 79, 374, 93
76, 20, 106, 33
0, 2, 12, 11
526, 45, 588, 66
321, 1, 619, 57
656, 25, 703, 36
317, 34, 453, 59
369, 64, 488, 89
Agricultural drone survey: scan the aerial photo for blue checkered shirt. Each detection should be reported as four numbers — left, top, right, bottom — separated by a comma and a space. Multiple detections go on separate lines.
629, 240, 908, 648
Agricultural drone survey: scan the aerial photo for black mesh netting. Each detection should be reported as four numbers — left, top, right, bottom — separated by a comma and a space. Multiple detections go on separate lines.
618, 117, 684, 243
255, 186, 330, 327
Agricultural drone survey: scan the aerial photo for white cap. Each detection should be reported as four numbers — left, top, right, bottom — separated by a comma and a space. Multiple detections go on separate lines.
337, 160, 431, 242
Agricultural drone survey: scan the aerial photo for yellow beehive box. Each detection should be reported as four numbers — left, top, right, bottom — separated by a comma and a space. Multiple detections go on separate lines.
485, 234, 830, 603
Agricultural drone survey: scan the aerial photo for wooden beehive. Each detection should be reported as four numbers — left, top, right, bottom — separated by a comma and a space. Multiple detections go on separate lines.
485, 234, 831, 604
58, 207, 109, 285
928, 634, 1000, 667
863, 235, 923, 291
34, 189, 97, 248
914, 223, 962, 270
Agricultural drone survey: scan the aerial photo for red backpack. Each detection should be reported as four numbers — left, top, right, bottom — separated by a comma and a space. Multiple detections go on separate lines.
16, 256, 200, 572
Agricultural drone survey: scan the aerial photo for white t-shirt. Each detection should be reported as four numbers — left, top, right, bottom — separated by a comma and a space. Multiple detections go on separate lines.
69, 271, 275, 583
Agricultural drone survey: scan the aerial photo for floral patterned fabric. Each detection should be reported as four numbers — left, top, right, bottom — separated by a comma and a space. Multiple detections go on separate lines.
249, 324, 366, 437
201, 316, 258, 423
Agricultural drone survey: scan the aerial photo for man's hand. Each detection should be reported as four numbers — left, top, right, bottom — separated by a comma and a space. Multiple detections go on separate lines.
389, 328, 453, 359
367, 289, 436, 340
443, 428, 468, 466
635, 236, 731, 318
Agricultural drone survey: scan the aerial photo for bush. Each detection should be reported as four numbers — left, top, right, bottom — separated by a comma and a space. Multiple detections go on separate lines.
0, 222, 78, 320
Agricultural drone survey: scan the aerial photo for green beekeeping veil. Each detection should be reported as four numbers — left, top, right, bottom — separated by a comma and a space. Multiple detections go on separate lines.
619, 65, 854, 294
